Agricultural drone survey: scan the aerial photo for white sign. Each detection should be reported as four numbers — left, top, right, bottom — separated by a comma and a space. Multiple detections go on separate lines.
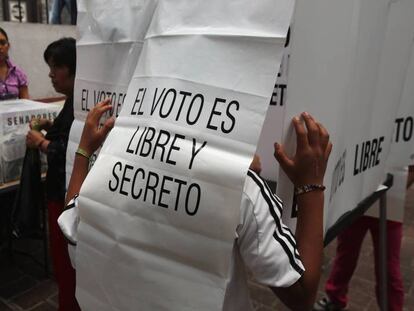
66, 0, 158, 184
256, 36, 290, 182
387, 40, 414, 167
9, 1, 27, 22
276, 0, 414, 232
75, 1, 293, 310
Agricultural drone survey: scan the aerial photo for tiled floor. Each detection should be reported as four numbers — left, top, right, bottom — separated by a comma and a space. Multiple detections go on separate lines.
0, 185, 413, 310
0, 238, 57, 310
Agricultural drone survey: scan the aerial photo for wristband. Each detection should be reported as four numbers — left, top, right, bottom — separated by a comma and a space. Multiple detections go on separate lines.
294, 184, 326, 196
75, 147, 91, 160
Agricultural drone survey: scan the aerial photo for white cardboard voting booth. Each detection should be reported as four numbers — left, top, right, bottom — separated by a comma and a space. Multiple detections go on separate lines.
65, 0, 414, 309
66, 0, 158, 185
73, 1, 294, 310
274, 0, 414, 231
0, 99, 62, 184
387, 38, 414, 169
366, 25, 414, 222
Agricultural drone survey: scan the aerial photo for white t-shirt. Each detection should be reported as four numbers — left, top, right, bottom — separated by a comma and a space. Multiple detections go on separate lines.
222, 170, 304, 310
59, 170, 304, 310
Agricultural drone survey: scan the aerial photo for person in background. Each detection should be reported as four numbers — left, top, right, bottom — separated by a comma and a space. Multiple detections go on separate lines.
313, 167, 411, 311
0, 27, 29, 100
314, 216, 404, 311
49, 0, 77, 25
25, 37, 80, 311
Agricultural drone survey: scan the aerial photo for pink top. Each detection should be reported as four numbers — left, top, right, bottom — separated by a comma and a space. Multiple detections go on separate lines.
0, 58, 28, 100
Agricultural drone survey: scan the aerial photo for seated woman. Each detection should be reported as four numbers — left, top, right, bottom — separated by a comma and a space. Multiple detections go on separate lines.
0, 27, 29, 100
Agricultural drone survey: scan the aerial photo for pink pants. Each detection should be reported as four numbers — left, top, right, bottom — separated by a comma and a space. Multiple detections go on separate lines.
325, 216, 404, 310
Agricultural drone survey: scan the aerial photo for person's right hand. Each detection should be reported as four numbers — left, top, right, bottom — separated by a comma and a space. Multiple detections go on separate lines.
78, 99, 115, 156
274, 112, 332, 187
30, 118, 52, 131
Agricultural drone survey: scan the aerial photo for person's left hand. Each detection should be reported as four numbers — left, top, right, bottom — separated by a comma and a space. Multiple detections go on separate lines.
30, 118, 52, 131
274, 112, 332, 187
78, 99, 115, 156
26, 130, 45, 149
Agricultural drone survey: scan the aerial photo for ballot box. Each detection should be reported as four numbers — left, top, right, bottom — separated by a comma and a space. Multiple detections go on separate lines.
0, 99, 62, 184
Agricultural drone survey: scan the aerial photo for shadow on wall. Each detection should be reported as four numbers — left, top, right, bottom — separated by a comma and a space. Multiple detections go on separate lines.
0, 22, 76, 99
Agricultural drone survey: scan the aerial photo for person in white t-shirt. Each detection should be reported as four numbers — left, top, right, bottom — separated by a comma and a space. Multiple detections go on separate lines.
61, 99, 332, 310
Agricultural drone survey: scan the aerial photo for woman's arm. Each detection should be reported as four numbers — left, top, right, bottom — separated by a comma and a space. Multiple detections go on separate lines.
19, 85, 29, 99
65, 147, 90, 206
65, 99, 114, 205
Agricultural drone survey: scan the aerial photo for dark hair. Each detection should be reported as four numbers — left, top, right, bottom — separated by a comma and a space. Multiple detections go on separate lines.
0, 27, 9, 42
44, 37, 76, 75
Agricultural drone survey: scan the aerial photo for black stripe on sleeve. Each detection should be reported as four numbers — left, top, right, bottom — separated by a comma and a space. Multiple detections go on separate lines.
61, 194, 78, 246
247, 170, 304, 275
247, 171, 299, 251
259, 179, 302, 258
65, 236, 77, 246
63, 194, 79, 212
250, 171, 303, 259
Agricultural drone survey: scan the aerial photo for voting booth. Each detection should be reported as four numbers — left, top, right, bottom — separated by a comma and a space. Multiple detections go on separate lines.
69, 0, 294, 310
0, 99, 62, 184
256, 0, 414, 233
64, 0, 413, 310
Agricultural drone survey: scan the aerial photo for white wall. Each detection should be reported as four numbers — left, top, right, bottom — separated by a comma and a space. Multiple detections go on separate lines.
0, 22, 76, 99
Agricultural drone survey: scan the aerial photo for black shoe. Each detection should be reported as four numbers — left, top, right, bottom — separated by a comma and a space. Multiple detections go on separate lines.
313, 297, 347, 311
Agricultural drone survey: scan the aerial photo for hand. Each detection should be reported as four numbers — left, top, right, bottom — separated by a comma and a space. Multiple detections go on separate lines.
78, 99, 115, 156
249, 154, 262, 174
30, 118, 52, 131
274, 112, 332, 186
26, 130, 45, 149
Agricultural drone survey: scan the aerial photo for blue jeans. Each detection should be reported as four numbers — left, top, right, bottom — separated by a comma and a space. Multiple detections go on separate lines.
49, 0, 77, 25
